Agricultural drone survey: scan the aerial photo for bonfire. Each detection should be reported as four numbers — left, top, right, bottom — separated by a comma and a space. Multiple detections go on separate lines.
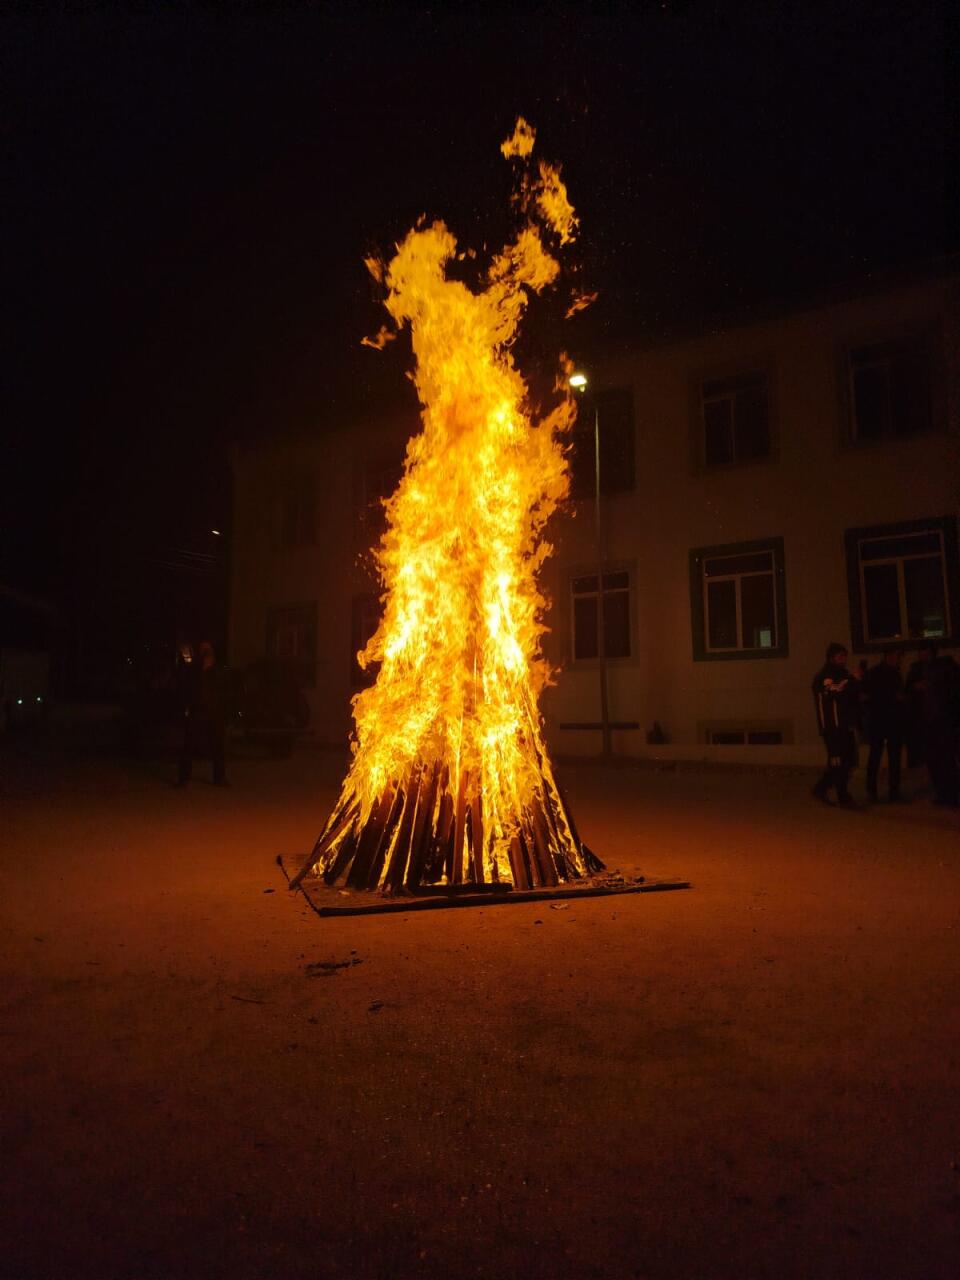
291, 119, 601, 894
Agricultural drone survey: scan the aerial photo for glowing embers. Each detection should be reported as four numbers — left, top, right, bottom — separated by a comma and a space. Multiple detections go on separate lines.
293, 118, 601, 893
294, 755, 600, 893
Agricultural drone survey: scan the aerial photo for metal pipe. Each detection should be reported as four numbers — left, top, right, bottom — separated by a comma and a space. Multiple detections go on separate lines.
594, 403, 612, 759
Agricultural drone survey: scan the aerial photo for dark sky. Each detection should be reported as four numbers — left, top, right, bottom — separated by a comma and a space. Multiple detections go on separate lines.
2, 2, 951, 625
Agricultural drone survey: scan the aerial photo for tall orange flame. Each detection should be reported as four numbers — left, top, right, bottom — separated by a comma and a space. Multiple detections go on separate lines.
298, 119, 599, 892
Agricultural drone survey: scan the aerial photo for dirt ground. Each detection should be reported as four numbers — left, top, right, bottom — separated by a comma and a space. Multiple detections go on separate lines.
2, 719, 959, 1280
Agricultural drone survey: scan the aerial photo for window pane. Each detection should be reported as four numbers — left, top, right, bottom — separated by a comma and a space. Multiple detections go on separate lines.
734, 384, 769, 460
602, 571, 629, 590
707, 579, 738, 648
710, 731, 745, 745
889, 346, 931, 437
740, 573, 776, 648
863, 562, 901, 639
573, 595, 598, 659
853, 363, 887, 440
904, 556, 947, 638
703, 398, 733, 466
860, 532, 941, 560
597, 388, 635, 495
572, 575, 598, 594
705, 552, 773, 577
603, 589, 630, 658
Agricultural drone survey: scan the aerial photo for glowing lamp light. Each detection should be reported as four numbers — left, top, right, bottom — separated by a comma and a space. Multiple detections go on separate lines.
211, 529, 221, 536
568, 372, 588, 390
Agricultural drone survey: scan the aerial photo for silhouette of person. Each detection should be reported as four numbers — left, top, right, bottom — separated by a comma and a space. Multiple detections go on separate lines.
176, 641, 228, 787
812, 642, 861, 805
906, 643, 959, 806
863, 648, 906, 802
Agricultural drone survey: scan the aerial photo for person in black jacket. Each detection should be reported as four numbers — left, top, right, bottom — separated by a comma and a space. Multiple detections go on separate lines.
906, 644, 959, 806
812, 642, 862, 805
863, 648, 906, 802
176, 641, 229, 787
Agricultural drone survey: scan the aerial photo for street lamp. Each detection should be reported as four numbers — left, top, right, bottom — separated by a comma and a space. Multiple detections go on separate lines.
569, 371, 612, 759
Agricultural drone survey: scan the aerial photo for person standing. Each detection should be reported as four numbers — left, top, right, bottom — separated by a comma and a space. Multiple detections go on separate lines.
176, 641, 229, 787
906, 644, 959, 806
863, 649, 906, 802
812, 642, 862, 805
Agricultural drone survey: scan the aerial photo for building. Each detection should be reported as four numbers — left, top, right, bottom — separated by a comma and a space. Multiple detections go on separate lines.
229, 263, 959, 766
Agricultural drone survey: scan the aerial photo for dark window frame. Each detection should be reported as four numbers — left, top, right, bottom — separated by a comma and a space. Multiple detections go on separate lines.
842, 332, 936, 446
689, 536, 788, 662
697, 369, 773, 470
568, 386, 636, 501
570, 566, 633, 663
266, 602, 318, 688
844, 515, 959, 652
277, 474, 317, 551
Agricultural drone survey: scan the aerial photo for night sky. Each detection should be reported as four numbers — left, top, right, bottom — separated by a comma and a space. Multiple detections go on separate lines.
2, 3, 950, 674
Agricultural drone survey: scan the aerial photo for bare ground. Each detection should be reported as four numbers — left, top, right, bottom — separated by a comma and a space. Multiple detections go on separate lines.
2, 723, 959, 1280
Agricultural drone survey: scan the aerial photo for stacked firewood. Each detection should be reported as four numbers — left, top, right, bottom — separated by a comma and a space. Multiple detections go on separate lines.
290, 763, 602, 893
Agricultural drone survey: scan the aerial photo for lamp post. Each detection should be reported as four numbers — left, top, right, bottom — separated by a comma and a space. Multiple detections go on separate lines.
570, 372, 612, 759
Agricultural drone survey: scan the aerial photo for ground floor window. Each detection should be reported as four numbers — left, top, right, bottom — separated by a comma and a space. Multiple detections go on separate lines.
571, 569, 631, 660
266, 603, 317, 687
689, 537, 788, 660
845, 516, 958, 649
706, 728, 784, 746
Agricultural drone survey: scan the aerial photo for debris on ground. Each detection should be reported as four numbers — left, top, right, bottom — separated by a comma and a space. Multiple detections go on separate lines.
305, 958, 363, 978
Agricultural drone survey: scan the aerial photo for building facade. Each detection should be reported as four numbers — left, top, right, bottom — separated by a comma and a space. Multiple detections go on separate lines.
229, 266, 959, 766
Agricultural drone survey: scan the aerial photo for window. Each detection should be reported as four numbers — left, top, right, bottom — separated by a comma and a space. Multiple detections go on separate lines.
846, 338, 932, 443
689, 538, 788, 661
569, 387, 635, 499
279, 476, 316, 549
571, 570, 631, 660
706, 728, 784, 746
845, 517, 959, 650
699, 372, 770, 468
351, 594, 382, 688
266, 604, 317, 687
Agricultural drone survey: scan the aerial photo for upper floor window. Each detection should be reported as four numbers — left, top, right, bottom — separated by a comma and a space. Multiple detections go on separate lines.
689, 537, 788, 661
571, 569, 631, 660
569, 387, 635, 499
845, 517, 958, 649
266, 603, 317, 687
279, 476, 316, 549
699, 371, 770, 468
846, 338, 932, 443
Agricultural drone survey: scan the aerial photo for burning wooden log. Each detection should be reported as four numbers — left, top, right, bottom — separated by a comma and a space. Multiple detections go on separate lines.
290, 763, 601, 893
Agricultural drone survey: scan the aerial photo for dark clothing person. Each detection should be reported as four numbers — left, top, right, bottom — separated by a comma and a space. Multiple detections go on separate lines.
177, 648, 228, 786
863, 658, 905, 800
812, 646, 860, 803
906, 652, 959, 806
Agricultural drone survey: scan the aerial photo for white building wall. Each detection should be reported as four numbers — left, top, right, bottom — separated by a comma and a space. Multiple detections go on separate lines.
229, 271, 958, 766
542, 273, 959, 764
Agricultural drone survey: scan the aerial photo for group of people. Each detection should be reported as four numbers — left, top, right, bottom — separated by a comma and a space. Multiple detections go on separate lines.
812, 641, 959, 808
